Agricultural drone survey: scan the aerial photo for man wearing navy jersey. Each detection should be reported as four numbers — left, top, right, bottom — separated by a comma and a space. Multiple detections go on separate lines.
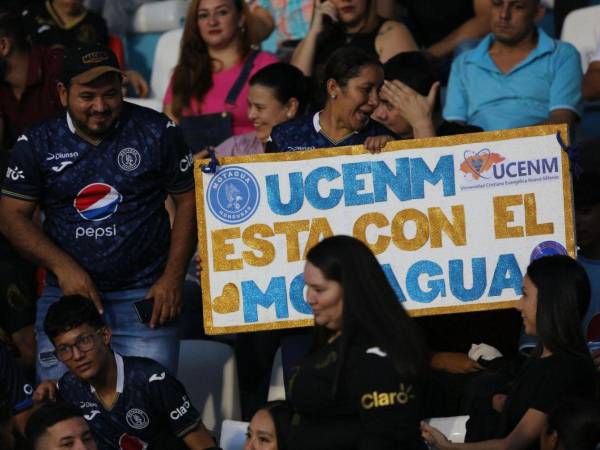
0, 44, 196, 379
35, 295, 217, 450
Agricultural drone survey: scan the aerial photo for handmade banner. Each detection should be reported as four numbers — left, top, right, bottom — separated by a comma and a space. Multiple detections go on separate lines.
195, 125, 573, 335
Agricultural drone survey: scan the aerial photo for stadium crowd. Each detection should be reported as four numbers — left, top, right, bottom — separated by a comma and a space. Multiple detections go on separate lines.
0, 0, 599, 449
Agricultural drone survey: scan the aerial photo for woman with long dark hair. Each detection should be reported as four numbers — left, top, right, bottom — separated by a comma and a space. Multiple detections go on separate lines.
287, 235, 429, 450
291, 0, 417, 76
267, 47, 396, 153
422, 255, 597, 450
163, 0, 277, 145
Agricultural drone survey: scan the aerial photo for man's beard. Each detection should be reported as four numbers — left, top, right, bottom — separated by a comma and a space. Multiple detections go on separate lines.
71, 111, 117, 139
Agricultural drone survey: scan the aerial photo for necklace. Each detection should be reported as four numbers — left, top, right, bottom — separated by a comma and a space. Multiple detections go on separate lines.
344, 21, 368, 45
327, 331, 342, 344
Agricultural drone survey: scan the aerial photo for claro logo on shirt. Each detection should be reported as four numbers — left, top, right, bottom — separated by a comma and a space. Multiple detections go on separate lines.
361, 383, 414, 410
180, 153, 193, 172
170, 396, 191, 420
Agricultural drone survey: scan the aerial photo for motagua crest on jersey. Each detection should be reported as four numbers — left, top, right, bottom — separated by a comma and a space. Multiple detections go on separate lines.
125, 408, 149, 430
207, 166, 260, 225
117, 148, 142, 172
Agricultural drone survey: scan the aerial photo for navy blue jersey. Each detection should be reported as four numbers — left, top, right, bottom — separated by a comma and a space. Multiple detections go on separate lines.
1, 103, 194, 291
0, 343, 33, 414
266, 112, 396, 152
58, 354, 201, 450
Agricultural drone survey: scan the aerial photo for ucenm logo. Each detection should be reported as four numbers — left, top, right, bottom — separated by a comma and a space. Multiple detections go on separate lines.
207, 166, 260, 224
460, 148, 505, 180
460, 149, 559, 182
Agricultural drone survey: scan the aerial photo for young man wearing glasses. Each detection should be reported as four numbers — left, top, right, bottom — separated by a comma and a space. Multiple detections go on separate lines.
34, 295, 220, 450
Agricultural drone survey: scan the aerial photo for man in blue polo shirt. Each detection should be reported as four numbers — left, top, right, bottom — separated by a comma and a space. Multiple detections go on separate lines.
0, 44, 196, 380
443, 0, 582, 131
34, 295, 217, 450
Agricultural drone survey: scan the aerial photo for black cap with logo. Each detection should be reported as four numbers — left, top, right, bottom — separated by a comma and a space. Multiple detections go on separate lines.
60, 43, 123, 85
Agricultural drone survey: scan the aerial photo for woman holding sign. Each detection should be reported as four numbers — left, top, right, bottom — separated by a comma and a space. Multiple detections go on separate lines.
421, 255, 596, 450
287, 235, 429, 450
216, 63, 308, 156
266, 47, 397, 154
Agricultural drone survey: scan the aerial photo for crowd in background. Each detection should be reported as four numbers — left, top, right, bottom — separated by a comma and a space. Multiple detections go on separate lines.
0, 0, 599, 449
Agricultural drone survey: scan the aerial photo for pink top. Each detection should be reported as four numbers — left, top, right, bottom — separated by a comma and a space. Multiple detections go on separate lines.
164, 51, 278, 136
216, 131, 263, 157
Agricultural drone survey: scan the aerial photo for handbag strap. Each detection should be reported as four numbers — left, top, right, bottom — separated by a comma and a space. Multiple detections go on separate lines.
224, 49, 260, 107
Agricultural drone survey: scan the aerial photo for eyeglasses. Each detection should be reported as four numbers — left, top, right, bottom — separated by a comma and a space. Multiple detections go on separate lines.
54, 329, 102, 362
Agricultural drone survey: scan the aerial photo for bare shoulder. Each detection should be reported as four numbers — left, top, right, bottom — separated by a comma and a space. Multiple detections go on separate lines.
376, 20, 410, 38
375, 20, 418, 60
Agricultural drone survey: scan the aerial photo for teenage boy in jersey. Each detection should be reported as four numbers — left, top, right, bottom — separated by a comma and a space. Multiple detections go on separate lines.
35, 295, 218, 450
0, 44, 196, 379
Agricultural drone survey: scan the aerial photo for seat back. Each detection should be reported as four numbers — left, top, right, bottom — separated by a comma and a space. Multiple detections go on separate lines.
267, 347, 286, 401
130, 0, 189, 33
561, 5, 600, 72
426, 416, 469, 444
220, 419, 249, 450
177, 340, 242, 435
124, 28, 182, 111
150, 28, 183, 102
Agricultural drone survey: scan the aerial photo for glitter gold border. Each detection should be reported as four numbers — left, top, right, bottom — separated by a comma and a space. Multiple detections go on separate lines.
559, 128, 576, 259
409, 300, 518, 317
204, 319, 315, 335
195, 124, 572, 333
193, 166, 212, 333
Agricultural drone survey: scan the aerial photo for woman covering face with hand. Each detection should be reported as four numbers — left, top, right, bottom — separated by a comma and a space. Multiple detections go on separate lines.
286, 235, 429, 450
266, 47, 396, 154
291, 0, 417, 76
421, 255, 597, 450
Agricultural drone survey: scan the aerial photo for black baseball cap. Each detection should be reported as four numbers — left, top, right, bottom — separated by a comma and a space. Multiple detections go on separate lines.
60, 43, 122, 85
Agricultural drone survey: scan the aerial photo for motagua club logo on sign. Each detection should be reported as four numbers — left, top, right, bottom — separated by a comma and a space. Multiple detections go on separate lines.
207, 166, 260, 224
74, 183, 122, 221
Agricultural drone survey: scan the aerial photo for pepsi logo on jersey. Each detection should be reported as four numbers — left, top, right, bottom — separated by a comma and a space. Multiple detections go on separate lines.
118, 433, 148, 450
74, 183, 122, 239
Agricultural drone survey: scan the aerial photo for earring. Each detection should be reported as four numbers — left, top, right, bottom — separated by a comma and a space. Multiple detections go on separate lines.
331, 94, 337, 99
